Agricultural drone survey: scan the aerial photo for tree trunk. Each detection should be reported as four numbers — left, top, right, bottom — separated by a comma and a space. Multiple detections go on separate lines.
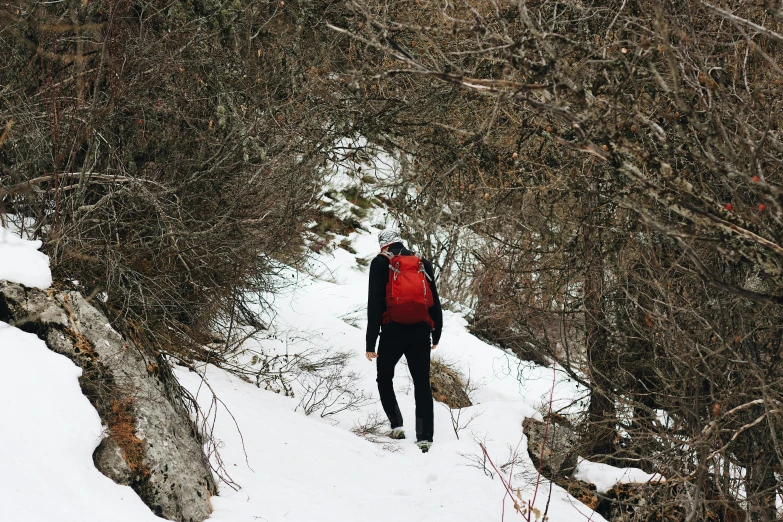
582, 165, 615, 457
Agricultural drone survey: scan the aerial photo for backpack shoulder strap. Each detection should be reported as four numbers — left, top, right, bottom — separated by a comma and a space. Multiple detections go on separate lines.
379, 250, 400, 276
420, 257, 433, 281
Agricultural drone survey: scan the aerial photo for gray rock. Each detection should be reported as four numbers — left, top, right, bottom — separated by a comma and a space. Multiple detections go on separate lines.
522, 413, 579, 477
0, 282, 216, 522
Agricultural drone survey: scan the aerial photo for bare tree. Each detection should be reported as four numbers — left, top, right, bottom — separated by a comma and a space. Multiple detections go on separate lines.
0, 0, 356, 362
325, 1, 783, 519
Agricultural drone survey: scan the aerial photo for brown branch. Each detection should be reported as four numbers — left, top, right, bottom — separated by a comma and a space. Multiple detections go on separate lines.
0, 118, 13, 147
701, 2, 783, 44
0, 173, 134, 197
638, 211, 783, 305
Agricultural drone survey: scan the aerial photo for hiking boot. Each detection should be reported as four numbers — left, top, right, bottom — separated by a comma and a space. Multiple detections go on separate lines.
389, 427, 406, 440
416, 440, 432, 453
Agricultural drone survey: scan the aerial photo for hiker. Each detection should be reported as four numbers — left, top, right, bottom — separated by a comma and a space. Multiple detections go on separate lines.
366, 229, 443, 452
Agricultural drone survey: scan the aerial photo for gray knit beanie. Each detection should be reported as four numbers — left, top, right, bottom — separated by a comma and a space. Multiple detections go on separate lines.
378, 229, 403, 250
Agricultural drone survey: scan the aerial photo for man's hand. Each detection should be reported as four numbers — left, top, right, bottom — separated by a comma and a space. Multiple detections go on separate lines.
431, 344, 438, 351
366, 351, 378, 361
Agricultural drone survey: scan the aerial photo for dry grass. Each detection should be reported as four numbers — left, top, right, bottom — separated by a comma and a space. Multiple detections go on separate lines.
66, 328, 97, 358
351, 412, 402, 452
61, 293, 98, 358
107, 398, 150, 478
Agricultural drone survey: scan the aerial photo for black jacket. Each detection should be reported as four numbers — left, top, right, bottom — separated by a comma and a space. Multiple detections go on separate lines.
366, 243, 443, 352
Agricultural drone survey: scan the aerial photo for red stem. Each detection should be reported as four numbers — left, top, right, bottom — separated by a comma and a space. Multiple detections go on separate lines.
530, 362, 558, 509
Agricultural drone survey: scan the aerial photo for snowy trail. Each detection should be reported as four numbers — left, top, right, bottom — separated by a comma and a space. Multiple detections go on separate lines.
174, 222, 604, 522
0, 212, 658, 521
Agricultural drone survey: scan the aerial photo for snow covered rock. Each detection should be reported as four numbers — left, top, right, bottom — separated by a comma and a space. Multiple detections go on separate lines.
557, 477, 599, 511
0, 282, 216, 522
0, 226, 52, 289
574, 459, 665, 495
522, 414, 579, 477
0, 320, 166, 522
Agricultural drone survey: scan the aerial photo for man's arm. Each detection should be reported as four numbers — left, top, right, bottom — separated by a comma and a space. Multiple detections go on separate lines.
366, 255, 387, 352
423, 259, 443, 346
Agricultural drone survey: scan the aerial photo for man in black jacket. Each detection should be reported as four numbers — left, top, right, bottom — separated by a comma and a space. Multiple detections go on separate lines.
366, 230, 443, 452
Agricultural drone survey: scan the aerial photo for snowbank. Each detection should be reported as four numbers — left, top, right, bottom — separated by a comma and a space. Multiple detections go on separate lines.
574, 458, 665, 494
0, 322, 163, 522
0, 225, 52, 288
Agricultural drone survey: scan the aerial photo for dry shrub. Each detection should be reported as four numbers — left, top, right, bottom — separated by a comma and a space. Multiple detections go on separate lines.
295, 349, 371, 418
430, 358, 472, 409
350, 412, 402, 452
0, 0, 357, 364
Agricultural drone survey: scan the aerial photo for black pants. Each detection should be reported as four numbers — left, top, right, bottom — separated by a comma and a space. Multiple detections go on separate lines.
376, 323, 434, 442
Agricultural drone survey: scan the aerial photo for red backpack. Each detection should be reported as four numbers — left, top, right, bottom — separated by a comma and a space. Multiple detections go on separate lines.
380, 251, 435, 328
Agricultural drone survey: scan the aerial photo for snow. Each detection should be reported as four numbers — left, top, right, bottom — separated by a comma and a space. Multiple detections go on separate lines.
0, 190, 662, 521
0, 225, 52, 289
171, 215, 606, 522
0, 322, 163, 522
574, 459, 665, 494
174, 347, 597, 522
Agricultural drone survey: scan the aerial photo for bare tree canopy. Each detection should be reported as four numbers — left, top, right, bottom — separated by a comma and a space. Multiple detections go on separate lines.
326, 2, 783, 520
4, 1, 783, 519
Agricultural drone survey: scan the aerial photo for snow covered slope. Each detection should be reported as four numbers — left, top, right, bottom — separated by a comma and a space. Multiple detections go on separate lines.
0, 324, 164, 522
0, 197, 658, 521
0, 227, 163, 522
173, 208, 606, 522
